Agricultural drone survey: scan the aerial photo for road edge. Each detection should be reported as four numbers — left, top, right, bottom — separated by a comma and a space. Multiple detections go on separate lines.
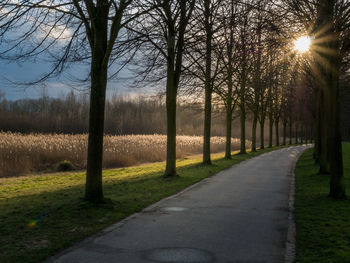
285, 145, 312, 263
45, 147, 292, 262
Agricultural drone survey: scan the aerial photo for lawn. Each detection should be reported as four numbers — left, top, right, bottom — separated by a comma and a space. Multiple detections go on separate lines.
0, 147, 281, 263
295, 143, 350, 263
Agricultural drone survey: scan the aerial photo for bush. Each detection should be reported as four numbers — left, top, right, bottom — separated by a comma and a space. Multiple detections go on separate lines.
57, 160, 74, 171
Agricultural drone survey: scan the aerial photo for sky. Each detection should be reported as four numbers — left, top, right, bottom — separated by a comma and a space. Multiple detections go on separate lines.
0, 3, 153, 101
0, 58, 153, 101
0, 3, 166, 101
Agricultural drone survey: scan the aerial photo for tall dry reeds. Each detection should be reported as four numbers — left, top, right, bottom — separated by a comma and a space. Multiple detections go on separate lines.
0, 132, 245, 177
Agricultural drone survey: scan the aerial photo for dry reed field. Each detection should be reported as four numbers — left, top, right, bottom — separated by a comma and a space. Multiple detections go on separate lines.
0, 132, 246, 177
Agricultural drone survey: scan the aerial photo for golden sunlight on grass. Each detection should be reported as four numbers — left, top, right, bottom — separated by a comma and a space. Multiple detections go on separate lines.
0, 132, 247, 177
294, 36, 311, 52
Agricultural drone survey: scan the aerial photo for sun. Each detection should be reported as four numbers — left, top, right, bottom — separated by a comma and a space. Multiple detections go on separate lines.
293, 36, 311, 52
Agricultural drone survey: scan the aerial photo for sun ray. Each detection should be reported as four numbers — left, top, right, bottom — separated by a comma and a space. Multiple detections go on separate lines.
312, 45, 338, 56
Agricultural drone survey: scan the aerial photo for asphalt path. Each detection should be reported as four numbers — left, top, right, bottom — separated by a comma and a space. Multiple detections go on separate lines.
47, 145, 310, 263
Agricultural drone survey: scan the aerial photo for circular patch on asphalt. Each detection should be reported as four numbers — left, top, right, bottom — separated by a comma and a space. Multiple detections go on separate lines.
161, 207, 188, 212
146, 247, 214, 262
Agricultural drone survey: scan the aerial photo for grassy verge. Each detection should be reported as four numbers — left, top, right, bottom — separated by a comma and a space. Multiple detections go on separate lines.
0, 146, 284, 263
295, 143, 350, 263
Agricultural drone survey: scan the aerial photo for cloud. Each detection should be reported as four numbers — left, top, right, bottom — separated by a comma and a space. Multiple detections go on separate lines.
37, 24, 72, 43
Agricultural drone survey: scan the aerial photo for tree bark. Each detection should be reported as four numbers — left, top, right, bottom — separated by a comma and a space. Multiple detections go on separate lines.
275, 120, 279, 146
164, 68, 177, 177
85, 7, 109, 203
225, 105, 232, 159
203, 79, 212, 164
164, 23, 178, 177
240, 107, 246, 154
224, 4, 235, 160
252, 114, 258, 151
163, 0, 194, 177
314, 88, 321, 162
289, 120, 292, 144
239, 18, 248, 155
260, 120, 265, 149
328, 73, 345, 197
305, 126, 308, 144
85, 64, 108, 203
203, 84, 212, 164
268, 116, 273, 148
319, 97, 329, 172
225, 85, 233, 159
321, 0, 345, 197
283, 121, 287, 145
202, 0, 212, 165
252, 21, 262, 152
300, 126, 304, 144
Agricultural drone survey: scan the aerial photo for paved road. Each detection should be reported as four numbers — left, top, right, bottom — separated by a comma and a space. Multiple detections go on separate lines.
47, 146, 310, 263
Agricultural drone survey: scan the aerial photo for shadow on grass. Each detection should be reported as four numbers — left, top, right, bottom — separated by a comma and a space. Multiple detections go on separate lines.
295, 146, 350, 263
0, 146, 286, 263
0, 157, 238, 263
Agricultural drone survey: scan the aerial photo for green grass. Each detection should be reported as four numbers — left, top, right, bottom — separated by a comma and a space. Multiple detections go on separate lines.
295, 143, 350, 263
0, 147, 283, 263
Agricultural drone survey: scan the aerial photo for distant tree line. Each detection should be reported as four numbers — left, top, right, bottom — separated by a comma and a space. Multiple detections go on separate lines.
0, 89, 313, 143
0, 91, 242, 136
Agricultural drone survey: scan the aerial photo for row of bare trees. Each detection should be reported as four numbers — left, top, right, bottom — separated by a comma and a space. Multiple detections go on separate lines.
286, 0, 350, 199
0, 0, 347, 202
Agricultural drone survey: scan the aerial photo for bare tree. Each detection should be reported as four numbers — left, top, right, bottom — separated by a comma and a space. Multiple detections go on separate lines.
0, 0, 144, 202
184, 0, 223, 164
214, 0, 239, 159
280, 72, 296, 146
236, 2, 254, 154
127, 0, 195, 177
246, 0, 274, 151
266, 47, 277, 148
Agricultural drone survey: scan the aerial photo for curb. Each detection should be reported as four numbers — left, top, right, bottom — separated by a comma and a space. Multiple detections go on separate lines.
285, 145, 312, 263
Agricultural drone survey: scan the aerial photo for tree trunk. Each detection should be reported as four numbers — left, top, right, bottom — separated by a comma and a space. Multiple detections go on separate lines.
310, 130, 313, 143
305, 127, 308, 144
325, 31, 345, 197
202, 0, 212, 165
283, 121, 287, 145
310, 125, 314, 143
203, 82, 212, 164
252, 114, 258, 151
225, 96, 232, 159
313, 1, 345, 200
268, 116, 273, 148
319, 97, 329, 173
295, 123, 298, 144
85, 16, 109, 203
328, 75, 345, 197
315, 1, 330, 174
275, 120, 279, 146
314, 88, 321, 162
163, 0, 191, 177
260, 120, 265, 149
85, 66, 108, 203
305, 126, 308, 144
240, 107, 246, 154
300, 126, 304, 144
164, 57, 178, 177
289, 121, 292, 144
